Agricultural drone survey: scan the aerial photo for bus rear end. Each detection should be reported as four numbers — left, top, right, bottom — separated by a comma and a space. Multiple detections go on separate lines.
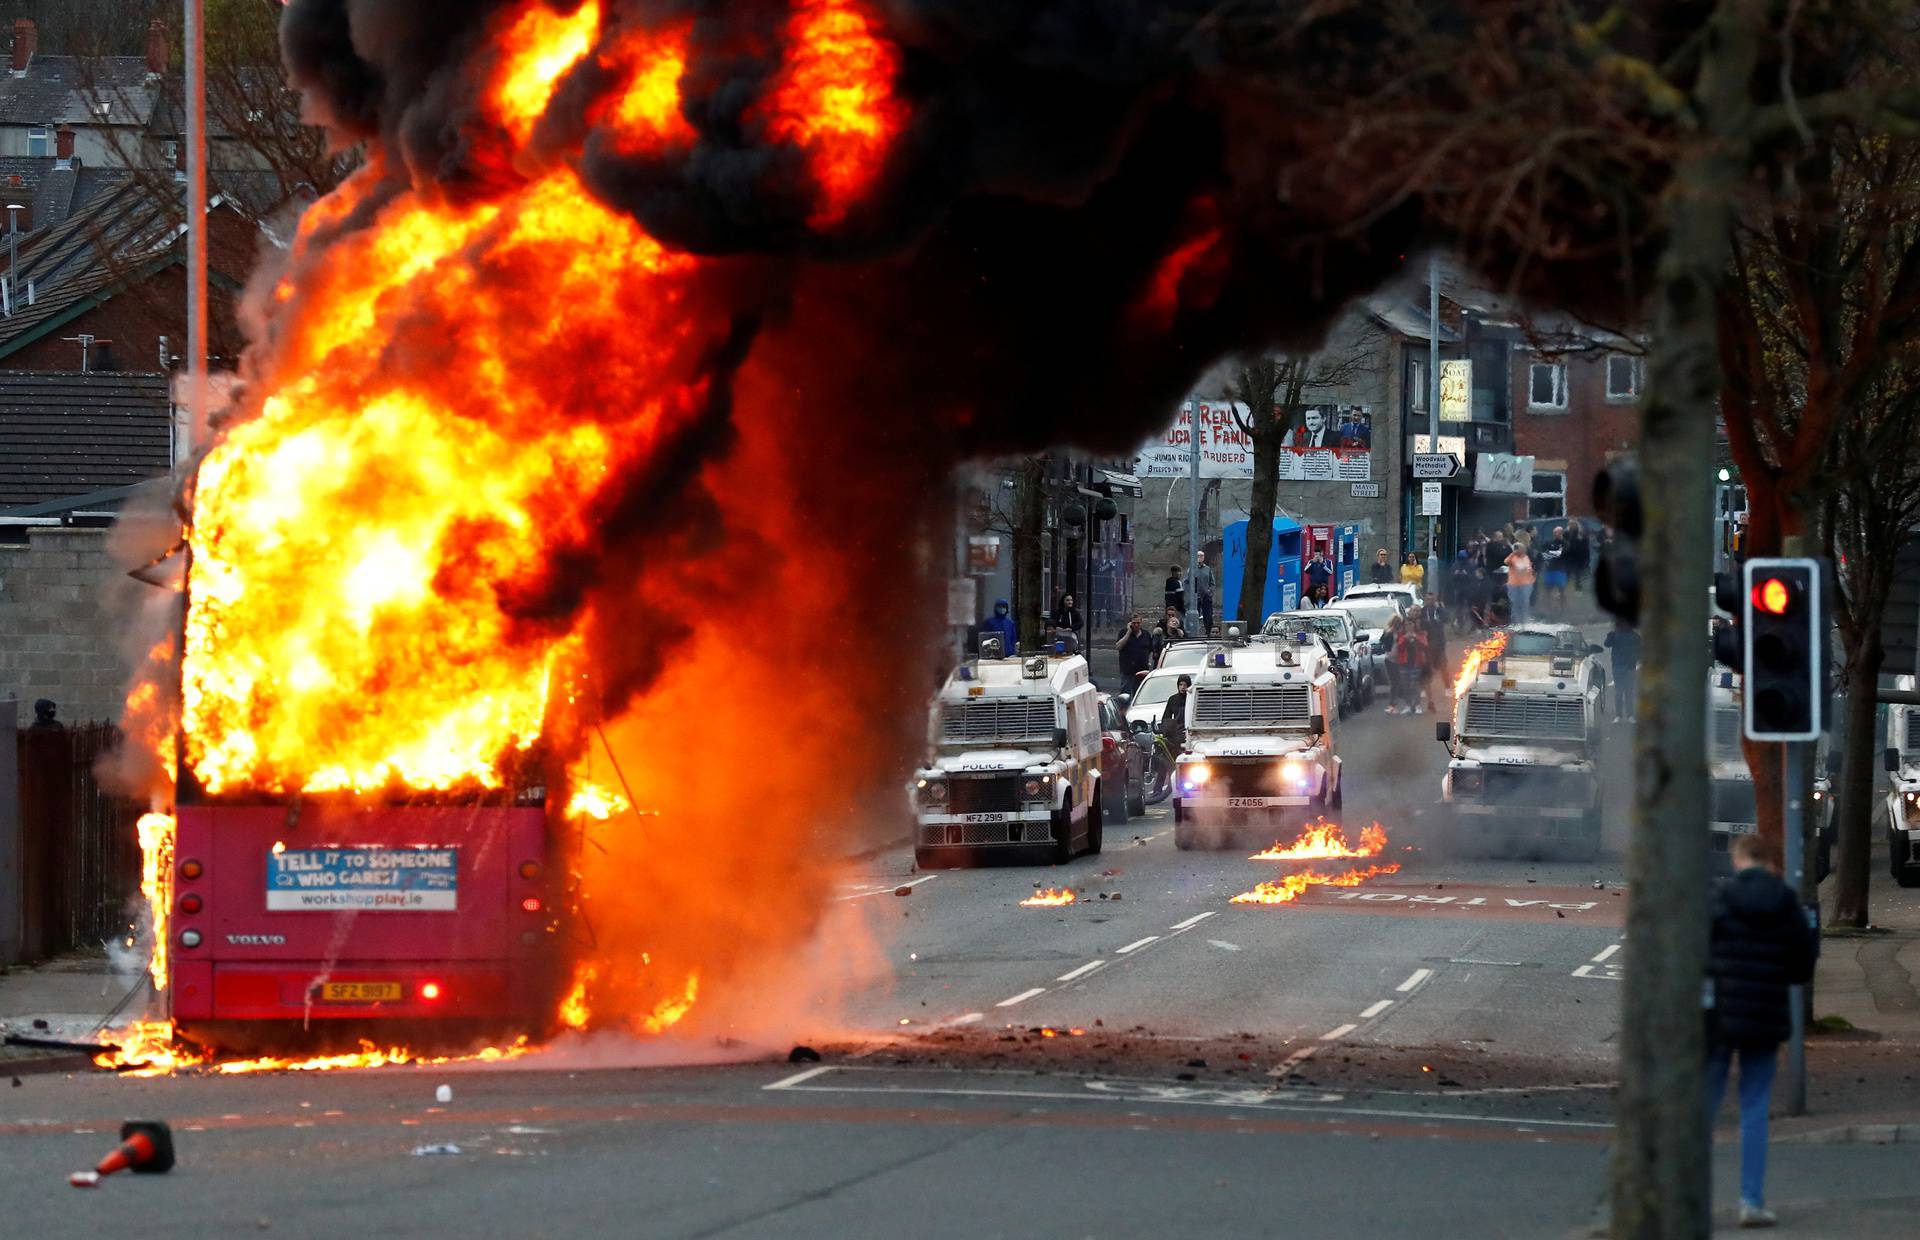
167, 800, 559, 1050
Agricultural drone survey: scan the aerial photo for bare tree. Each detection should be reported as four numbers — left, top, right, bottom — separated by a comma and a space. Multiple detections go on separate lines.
1228, 338, 1378, 626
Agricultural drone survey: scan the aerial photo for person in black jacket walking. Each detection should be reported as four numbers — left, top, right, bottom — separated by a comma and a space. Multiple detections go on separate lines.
1706, 833, 1817, 1228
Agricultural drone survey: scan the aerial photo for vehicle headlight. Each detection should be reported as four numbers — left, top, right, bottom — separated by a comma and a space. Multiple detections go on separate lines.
1453, 769, 1484, 795
1022, 777, 1045, 797
1812, 790, 1824, 801
1906, 791, 1920, 809
1180, 762, 1211, 790
920, 779, 948, 804
1281, 760, 1308, 786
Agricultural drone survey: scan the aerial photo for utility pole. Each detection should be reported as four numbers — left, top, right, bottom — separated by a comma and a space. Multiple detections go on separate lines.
1188, 398, 1201, 626
1426, 252, 1441, 592
1610, 2, 1762, 1234
182, 0, 207, 464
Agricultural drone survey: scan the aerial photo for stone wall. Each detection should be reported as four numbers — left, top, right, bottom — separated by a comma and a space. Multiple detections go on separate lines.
0, 527, 136, 725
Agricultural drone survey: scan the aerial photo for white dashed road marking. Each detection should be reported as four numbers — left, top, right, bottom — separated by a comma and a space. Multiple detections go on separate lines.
836, 875, 937, 901
996, 988, 1046, 1008
1592, 944, 1621, 963
1320, 1024, 1357, 1041
944, 1012, 984, 1026
1170, 911, 1217, 931
1396, 968, 1433, 992
1358, 999, 1394, 1019
1056, 960, 1104, 982
765, 1065, 835, 1090
1117, 936, 1158, 955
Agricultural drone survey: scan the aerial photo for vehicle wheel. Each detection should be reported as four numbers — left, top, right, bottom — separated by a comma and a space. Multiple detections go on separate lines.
1087, 794, 1104, 855
1174, 822, 1200, 850
1329, 779, 1343, 811
1052, 797, 1076, 864
1570, 808, 1602, 862
1127, 784, 1146, 818
1815, 829, 1832, 884
1107, 782, 1130, 825
914, 846, 954, 870
1893, 831, 1920, 888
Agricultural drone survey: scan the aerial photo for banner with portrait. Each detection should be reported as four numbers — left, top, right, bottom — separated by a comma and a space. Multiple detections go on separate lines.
1137, 401, 1371, 481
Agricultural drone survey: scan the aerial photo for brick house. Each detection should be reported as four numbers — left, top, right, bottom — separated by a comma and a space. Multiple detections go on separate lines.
1509, 342, 1643, 525
0, 176, 266, 372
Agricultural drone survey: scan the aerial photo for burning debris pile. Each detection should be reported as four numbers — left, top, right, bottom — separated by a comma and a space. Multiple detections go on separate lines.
1249, 820, 1386, 861
1020, 888, 1078, 907
1231, 819, 1401, 905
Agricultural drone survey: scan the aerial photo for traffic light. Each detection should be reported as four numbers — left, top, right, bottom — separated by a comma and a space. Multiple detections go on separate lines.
1712, 571, 1743, 672
1593, 456, 1641, 623
1741, 557, 1827, 741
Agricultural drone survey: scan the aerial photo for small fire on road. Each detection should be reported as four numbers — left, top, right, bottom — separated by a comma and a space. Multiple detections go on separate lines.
1229, 863, 1402, 906
1020, 888, 1077, 907
1249, 820, 1386, 861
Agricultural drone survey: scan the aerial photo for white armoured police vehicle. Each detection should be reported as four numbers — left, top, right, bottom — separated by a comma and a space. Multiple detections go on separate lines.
910, 643, 1103, 868
1435, 624, 1606, 858
1885, 702, 1920, 887
1171, 628, 1342, 850
1708, 671, 1836, 880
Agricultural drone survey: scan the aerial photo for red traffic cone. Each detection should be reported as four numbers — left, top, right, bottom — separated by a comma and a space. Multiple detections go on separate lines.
94, 1120, 175, 1177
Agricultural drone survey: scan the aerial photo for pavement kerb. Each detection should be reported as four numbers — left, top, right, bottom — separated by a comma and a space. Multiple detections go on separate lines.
2, 1051, 98, 1078
1773, 1120, 1920, 1145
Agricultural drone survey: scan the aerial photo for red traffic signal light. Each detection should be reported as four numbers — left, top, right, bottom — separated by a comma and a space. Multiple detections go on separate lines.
1751, 576, 1796, 616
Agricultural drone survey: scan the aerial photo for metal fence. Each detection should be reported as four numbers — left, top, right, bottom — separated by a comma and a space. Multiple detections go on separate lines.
14, 723, 143, 961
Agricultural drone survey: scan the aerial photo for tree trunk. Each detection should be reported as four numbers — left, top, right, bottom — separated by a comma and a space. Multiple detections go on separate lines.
1013, 457, 1046, 653
1611, 5, 1760, 1235
1239, 427, 1282, 625
1833, 631, 1883, 926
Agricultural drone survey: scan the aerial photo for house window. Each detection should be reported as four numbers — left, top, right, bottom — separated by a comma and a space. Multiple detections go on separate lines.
27, 127, 48, 157
1606, 354, 1643, 402
1409, 359, 1427, 412
1529, 470, 1567, 520
1528, 361, 1568, 411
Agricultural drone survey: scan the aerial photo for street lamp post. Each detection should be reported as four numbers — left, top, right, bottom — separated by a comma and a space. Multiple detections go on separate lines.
182, 0, 207, 463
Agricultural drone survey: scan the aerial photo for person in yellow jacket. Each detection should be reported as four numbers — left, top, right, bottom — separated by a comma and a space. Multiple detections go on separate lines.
1399, 553, 1424, 588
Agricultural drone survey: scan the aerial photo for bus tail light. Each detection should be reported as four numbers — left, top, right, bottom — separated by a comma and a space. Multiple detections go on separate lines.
419, 981, 443, 1001
179, 930, 202, 948
519, 861, 541, 879
521, 896, 543, 913
180, 859, 203, 880
178, 893, 202, 914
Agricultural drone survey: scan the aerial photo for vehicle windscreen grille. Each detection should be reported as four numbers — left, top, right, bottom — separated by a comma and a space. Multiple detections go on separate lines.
1463, 693, 1585, 741
948, 776, 1023, 814
1193, 685, 1312, 727
1902, 711, 1920, 758
1712, 708, 1742, 757
940, 699, 1054, 743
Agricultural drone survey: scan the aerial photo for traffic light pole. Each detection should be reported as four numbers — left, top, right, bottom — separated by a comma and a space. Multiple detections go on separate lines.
1782, 741, 1807, 1116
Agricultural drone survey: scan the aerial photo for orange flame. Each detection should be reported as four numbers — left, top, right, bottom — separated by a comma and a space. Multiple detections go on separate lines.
134, 812, 175, 991
95, 1023, 535, 1077
600, 24, 695, 150
1250, 819, 1387, 861
1451, 631, 1510, 701
1020, 888, 1078, 907
493, 0, 603, 143
1229, 863, 1402, 906
757, 0, 903, 224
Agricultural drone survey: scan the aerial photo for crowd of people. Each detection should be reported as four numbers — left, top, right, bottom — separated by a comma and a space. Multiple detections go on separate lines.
1439, 521, 1600, 632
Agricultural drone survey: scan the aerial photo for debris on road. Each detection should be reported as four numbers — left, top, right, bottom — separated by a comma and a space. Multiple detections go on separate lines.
435, 1084, 453, 1103
894, 885, 914, 897
787, 1045, 823, 1064
1020, 888, 1076, 907
410, 1144, 463, 1156
69, 1171, 100, 1188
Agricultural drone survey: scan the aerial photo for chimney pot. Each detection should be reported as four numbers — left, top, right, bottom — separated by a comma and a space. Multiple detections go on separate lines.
55, 124, 73, 162
12, 18, 35, 74
146, 18, 167, 76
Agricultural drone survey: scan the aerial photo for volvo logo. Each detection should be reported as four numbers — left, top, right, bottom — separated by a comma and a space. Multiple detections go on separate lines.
225, 933, 287, 946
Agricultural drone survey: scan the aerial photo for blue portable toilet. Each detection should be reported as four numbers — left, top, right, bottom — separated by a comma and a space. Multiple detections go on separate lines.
1221, 516, 1304, 623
